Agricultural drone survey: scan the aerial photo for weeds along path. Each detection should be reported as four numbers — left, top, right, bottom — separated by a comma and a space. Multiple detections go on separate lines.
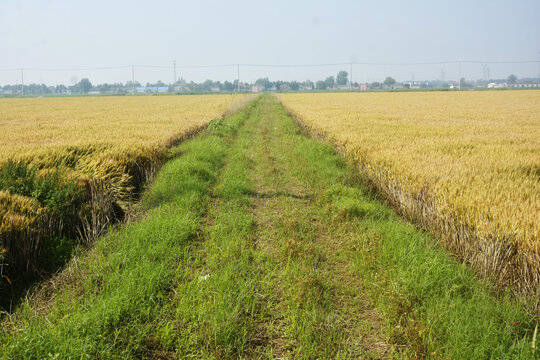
1, 95, 537, 359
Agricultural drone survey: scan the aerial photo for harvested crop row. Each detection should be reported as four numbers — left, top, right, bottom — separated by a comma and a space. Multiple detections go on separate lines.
278, 91, 540, 300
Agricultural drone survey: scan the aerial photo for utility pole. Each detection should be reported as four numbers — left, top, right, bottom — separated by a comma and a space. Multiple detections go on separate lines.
173, 59, 176, 84
132, 65, 135, 95
237, 64, 240, 92
21, 68, 24, 97
458, 62, 462, 90
349, 63, 353, 91
537, 52, 540, 85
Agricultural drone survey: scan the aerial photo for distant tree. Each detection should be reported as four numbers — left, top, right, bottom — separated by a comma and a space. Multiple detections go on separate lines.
507, 74, 517, 84
97, 83, 112, 93
325, 76, 335, 88
336, 71, 348, 85
125, 81, 141, 88
79, 78, 92, 94
202, 79, 214, 91
370, 81, 381, 89
290, 81, 299, 91
255, 77, 271, 90
273, 80, 284, 90
459, 77, 466, 88
316, 80, 327, 90
223, 81, 234, 92
55, 84, 67, 94
383, 77, 396, 87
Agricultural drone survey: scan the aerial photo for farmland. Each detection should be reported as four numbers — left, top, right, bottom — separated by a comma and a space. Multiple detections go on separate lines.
0, 94, 247, 299
279, 91, 540, 297
0, 95, 244, 162
0, 93, 538, 359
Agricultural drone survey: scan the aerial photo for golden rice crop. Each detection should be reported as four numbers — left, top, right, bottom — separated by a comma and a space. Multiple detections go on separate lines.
0, 94, 244, 162
0, 94, 248, 279
279, 90, 540, 296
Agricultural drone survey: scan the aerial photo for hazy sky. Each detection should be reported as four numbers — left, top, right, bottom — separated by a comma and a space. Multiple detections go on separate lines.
1, 0, 539, 85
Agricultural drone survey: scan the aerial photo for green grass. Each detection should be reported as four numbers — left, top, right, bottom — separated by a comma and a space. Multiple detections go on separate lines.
0, 95, 537, 359
0, 161, 86, 307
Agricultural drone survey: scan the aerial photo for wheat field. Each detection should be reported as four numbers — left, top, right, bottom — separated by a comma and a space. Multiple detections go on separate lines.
279, 90, 540, 294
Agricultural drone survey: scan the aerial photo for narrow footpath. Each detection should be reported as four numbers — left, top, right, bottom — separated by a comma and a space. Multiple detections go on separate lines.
162, 96, 391, 359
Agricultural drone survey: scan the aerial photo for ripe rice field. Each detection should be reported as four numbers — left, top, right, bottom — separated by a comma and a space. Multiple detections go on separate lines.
0, 94, 248, 289
0, 95, 245, 163
279, 90, 540, 295
0, 94, 538, 359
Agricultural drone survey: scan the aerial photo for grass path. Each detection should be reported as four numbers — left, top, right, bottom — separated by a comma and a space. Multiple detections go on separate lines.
157, 96, 390, 358
247, 97, 389, 358
1, 96, 537, 359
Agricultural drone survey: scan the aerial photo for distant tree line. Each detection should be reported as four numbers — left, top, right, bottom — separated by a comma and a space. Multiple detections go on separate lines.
0, 71, 532, 96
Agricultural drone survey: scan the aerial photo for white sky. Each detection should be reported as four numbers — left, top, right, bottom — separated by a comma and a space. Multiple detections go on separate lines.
0, 0, 539, 85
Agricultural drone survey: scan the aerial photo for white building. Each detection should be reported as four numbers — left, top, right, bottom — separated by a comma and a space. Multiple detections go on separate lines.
509, 82, 540, 88
487, 82, 507, 88
251, 85, 264, 93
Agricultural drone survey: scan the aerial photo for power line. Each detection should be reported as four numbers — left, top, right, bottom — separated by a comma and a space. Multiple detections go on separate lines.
22, 65, 132, 72
240, 60, 540, 67
1, 59, 537, 73
135, 64, 237, 69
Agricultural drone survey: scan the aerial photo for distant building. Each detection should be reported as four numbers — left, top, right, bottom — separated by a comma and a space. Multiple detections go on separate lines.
405, 81, 422, 89
358, 83, 368, 91
384, 83, 403, 90
487, 82, 507, 88
136, 86, 169, 93
509, 82, 540, 88
251, 85, 264, 93
174, 85, 191, 92
299, 84, 313, 91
